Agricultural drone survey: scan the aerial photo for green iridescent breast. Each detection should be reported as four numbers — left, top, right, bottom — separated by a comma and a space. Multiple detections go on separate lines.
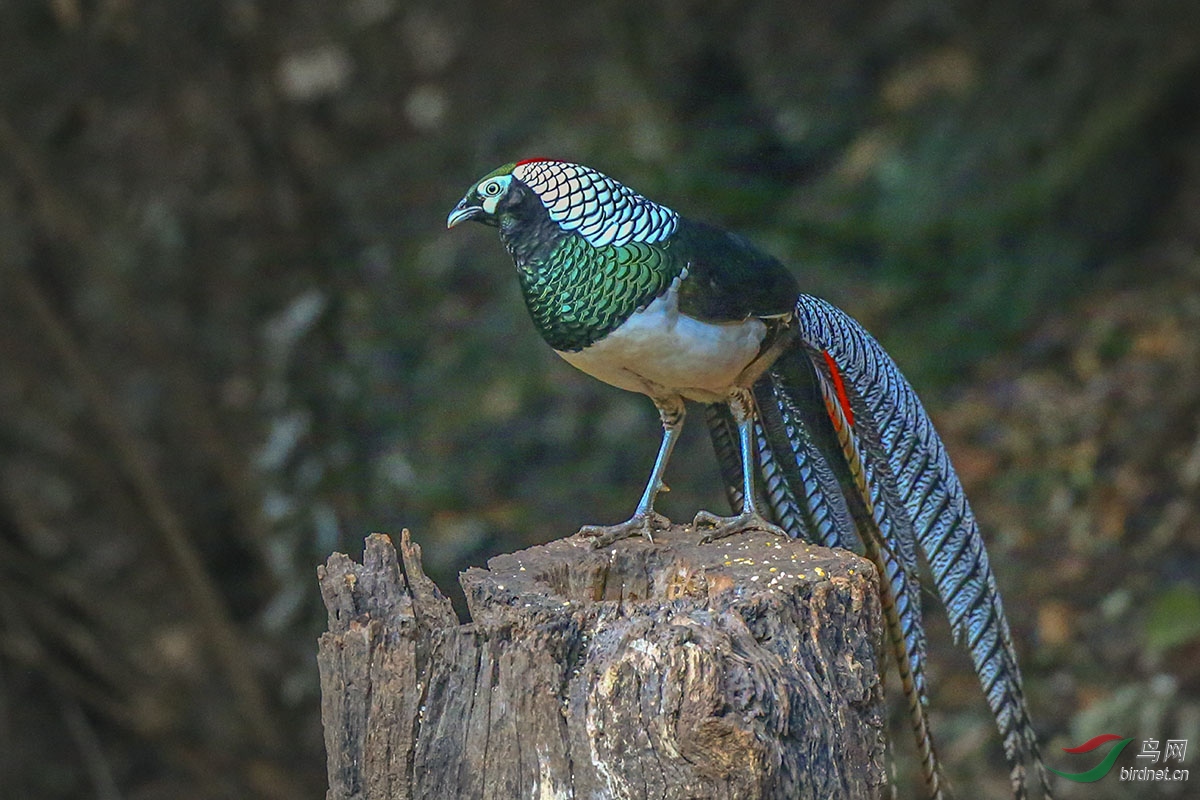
516, 235, 681, 352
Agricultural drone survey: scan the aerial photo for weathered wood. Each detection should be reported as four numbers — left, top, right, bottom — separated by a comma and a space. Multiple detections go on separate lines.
318, 528, 888, 800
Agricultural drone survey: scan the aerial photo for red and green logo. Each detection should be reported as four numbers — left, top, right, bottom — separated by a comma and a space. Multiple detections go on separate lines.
1049, 734, 1135, 782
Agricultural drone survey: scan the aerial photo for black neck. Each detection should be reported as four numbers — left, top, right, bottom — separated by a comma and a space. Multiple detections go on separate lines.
497, 192, 565, 271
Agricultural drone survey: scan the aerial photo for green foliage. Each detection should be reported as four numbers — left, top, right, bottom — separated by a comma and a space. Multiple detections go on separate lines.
1145, 584, 1200, 658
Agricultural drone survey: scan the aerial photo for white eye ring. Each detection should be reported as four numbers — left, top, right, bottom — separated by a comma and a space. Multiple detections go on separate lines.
481, 180, 503, 197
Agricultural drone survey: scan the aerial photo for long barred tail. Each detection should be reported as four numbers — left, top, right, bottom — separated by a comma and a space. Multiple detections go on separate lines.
789, 294, 1052, 800
707, 356, 942, 797
750, 348, 942, 800
705, 294, 1051, 799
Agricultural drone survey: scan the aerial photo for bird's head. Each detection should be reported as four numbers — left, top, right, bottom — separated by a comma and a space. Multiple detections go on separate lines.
447, 159, 678, 249
445, 162, 525, 229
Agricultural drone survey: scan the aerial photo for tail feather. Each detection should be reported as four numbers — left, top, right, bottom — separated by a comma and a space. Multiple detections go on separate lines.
705, 402, 746, 516
753, 346, 932, 697
763, 348, 942, 799
754, 377, 860, 551
824, 363, 931, 702
704, 295, 1051, 799
705, 348, 943, 799
792, 294, 1052, 799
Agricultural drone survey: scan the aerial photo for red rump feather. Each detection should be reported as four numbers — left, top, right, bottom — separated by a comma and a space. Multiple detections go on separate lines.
822, 349, 856, 428
515, 157, 554, 166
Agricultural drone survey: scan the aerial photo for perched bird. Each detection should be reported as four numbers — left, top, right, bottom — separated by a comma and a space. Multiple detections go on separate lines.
447, 158, 1052, 799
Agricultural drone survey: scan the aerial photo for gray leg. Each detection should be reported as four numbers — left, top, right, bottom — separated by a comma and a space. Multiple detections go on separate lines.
577, 396, 684, 547
693, 388, 789, 541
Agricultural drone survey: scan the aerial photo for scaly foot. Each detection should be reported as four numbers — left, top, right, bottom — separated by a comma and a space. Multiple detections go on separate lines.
692, 509, 790, 543
577, 511, 672, 548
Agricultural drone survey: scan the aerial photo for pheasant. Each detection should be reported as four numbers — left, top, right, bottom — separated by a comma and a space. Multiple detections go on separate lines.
447, 158, 1053, 800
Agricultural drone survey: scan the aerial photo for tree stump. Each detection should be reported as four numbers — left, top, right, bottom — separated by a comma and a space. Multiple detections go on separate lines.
317, 528, 888, 800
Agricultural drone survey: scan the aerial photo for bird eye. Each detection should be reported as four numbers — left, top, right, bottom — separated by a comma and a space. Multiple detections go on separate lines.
481, 180, 503, 197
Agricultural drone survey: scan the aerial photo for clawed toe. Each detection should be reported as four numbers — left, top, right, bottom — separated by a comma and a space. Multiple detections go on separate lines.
693, 510, 790, 543
577, 511, 672, 548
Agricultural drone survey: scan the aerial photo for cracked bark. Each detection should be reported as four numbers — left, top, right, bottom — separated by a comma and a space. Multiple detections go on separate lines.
318, 528, 888, 800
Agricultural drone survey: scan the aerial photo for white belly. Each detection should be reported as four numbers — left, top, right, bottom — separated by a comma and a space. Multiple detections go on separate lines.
556, 282, 767, 403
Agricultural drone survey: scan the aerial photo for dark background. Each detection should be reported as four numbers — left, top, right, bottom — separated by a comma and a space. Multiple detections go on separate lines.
2, 1, 1199, 798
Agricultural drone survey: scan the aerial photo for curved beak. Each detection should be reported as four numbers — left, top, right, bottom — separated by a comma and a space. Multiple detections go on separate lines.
446, 199, 484, 229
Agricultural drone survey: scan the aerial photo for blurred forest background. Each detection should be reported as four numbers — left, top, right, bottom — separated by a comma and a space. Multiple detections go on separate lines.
1, 0, 1199, 798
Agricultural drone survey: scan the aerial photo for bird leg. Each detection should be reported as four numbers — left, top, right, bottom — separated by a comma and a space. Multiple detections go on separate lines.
577, 396, 683, 548
693, 388, 790, 542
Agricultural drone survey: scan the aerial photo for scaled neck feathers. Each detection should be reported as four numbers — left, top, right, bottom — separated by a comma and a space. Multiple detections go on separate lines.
511, 160, 679, 249
491, 161, 685, 352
